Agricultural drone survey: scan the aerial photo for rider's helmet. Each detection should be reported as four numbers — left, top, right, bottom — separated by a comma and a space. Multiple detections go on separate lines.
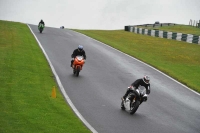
78, 45, 83, 51
41, 19, 43, 22
143, 75, 150, 84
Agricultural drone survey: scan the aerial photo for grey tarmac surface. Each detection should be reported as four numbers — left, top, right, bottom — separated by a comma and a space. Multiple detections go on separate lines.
29, 24, 200, 133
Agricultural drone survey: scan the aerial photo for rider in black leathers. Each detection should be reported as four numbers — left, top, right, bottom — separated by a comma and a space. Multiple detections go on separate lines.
122, 75, 151, 101
71, 45, 86, 67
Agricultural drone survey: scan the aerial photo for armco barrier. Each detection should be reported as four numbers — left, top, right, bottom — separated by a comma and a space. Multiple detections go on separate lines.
124, 26, 200, 45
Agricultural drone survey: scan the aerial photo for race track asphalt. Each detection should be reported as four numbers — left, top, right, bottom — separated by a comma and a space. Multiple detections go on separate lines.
29, 25, 200, 133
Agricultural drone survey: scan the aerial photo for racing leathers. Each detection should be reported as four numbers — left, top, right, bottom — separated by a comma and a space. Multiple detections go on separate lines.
38, 20, 45, 27
122, 78, 150, 101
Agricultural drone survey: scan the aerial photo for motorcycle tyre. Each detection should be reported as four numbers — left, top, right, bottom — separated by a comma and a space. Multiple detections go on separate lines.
130, 101, 140, 115
76, 66, 80, 77
73, 69, 76, 74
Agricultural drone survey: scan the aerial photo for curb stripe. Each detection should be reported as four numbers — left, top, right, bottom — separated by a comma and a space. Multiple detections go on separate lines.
159, 31, 163, 38
167, 32, 173, 39
186, 34, 193, 43
198, 36, 200, 44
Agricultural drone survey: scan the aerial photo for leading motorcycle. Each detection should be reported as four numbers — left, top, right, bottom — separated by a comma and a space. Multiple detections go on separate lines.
121, 86, 148, 115
72, 56, 85, 77
38, 23, 45, 33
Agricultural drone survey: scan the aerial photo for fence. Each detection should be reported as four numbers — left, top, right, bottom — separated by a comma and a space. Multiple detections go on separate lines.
124, 26, 200, 44
134, 23, 175, 28
189, 19, 200, 28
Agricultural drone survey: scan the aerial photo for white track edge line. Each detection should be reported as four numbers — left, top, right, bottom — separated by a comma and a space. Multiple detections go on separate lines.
27, 24, 98, 133
72, 30, 200, 96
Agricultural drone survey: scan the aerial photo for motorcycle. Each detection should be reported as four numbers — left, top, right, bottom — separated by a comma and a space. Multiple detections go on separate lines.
121, 86, 148, 115
38, 23, 45, 33
72, 56, 85, 77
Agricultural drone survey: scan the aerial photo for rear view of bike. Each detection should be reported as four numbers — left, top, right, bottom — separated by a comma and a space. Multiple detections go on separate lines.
38, 24, 44, 33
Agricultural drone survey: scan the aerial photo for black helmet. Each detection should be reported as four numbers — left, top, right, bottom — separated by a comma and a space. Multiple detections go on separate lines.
143, 75, 150, 84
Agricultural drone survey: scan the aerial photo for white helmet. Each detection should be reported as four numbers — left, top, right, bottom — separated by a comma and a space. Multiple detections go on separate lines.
143, 75, 150, 84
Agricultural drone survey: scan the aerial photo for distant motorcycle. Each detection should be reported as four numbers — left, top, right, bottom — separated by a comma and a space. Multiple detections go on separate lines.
121, 87, 148, 114
72, 56, 85, 77
38, 23, 45, 33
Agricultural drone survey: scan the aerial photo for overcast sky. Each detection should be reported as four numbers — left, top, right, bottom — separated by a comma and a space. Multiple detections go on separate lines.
0, 0, 199, 30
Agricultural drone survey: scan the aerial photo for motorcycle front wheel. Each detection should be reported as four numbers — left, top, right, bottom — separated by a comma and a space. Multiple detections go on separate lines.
76, 66, 80, 77
73, 69, 76, 74
130, 101, 140, 115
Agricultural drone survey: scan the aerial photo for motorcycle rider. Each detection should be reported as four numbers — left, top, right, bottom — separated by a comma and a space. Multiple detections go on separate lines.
71, 45, 86, 67
122, 75, 151, 102
38, 19, 45, 27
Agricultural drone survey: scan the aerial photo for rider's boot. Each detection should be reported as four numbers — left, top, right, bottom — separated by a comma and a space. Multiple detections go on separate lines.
121, 96, 126, 101
70, 60, 74, 67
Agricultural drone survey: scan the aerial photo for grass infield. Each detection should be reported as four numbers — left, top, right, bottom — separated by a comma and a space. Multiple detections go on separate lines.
0, 20, 90, 133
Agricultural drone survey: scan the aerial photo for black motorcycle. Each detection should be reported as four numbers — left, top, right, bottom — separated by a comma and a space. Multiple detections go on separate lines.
121, 87, 148, 114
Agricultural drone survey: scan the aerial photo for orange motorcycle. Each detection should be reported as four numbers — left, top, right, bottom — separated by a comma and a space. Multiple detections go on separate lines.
72, 56, 85, 76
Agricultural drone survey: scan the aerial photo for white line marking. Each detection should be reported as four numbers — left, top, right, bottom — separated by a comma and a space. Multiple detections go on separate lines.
72, 30, 200, 96
27, 24, 98, 133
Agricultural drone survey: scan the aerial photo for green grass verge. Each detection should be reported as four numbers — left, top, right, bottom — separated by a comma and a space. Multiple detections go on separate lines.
0, 20, 91, 133
137, 24, 200, 36
72, 29, 200, 93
